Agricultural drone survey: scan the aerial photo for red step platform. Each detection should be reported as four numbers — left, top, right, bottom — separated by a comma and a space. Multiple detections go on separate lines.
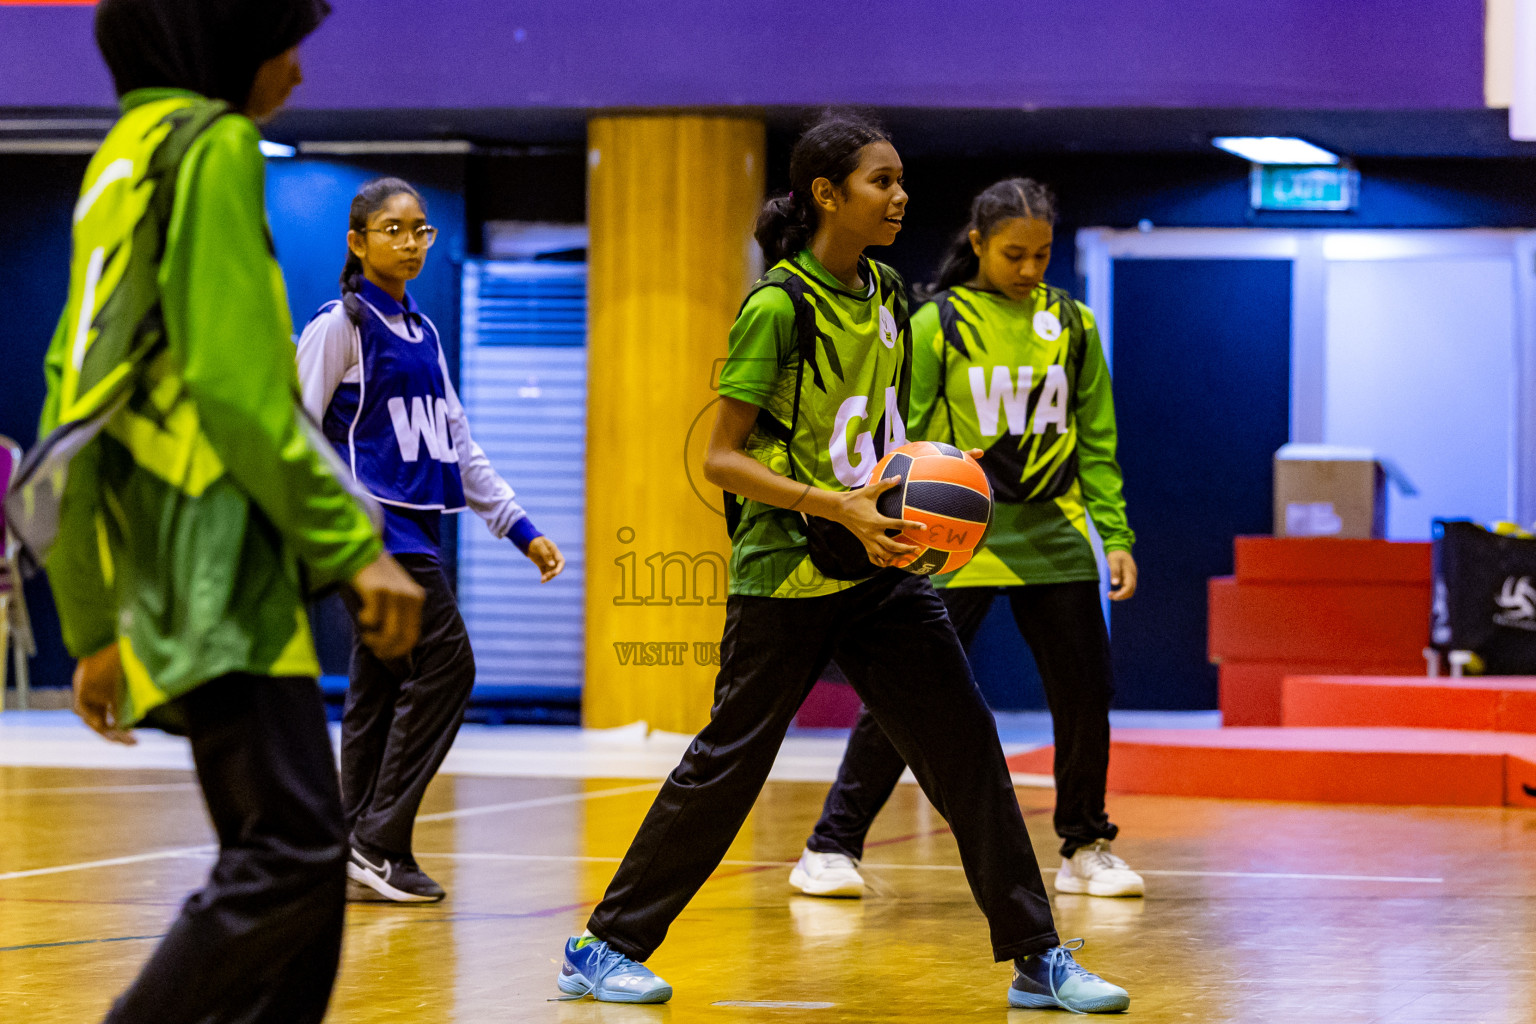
1282, 675, 1536, 732
1216, 660, 1428, 728
1009, 539, 1525, 807
1209, 538, 1432, 725
1006, 728, 1536, 808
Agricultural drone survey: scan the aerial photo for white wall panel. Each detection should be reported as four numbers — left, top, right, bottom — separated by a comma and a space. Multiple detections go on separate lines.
458, 261, 586, 696
1324, 257, 1516, 539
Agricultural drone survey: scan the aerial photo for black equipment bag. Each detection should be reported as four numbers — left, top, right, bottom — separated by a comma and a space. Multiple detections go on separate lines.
1431, 518, 1536, 674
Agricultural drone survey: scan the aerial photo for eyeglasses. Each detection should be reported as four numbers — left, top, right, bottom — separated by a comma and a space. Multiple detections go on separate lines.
364, 224, 438, 249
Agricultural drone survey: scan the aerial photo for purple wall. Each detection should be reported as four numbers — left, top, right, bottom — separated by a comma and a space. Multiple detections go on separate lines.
0, 1, 1486, 112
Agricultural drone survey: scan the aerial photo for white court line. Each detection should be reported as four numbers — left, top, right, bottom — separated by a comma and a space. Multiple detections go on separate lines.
0, 785, 657, 883
413, 851, 1443, 884
417, 852, 982, 873
0, 784, 199, 797
415, 781, 660, 823
1009, 772, 1054, 788
1137, 869, 1443, 884
419, 851, 776, 867
0, 846, 214, 882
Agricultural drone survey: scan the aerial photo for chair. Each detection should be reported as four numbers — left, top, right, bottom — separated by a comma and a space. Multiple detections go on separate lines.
0, 435, 36, 710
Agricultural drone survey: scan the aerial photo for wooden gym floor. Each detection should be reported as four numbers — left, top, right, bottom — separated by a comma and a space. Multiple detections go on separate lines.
4, 762, 1536, 1023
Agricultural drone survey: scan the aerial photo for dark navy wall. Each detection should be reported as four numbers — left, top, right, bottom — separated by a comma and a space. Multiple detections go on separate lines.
1110, 259, 1292, 710
3, 154, 90, 694
1, 1, 1485, 111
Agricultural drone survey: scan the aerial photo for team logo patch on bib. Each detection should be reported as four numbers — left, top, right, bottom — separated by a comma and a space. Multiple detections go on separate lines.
1033, 309, 1063, 341
879, 306, 898, 349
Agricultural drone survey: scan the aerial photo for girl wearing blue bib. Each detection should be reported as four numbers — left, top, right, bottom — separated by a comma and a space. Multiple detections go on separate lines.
298, 177, 565, 902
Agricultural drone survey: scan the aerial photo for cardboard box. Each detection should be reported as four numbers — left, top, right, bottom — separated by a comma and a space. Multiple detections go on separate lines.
1273, 445, 1387, 539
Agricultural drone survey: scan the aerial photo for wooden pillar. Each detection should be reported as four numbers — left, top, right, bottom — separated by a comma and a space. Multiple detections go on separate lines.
583, 114, 766, 732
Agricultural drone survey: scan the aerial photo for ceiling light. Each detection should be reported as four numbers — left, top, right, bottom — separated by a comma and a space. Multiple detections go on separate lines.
0, 139, 101, 154
0, 118, 114, 133
258, 140, 297, 158
1212, 136, 1340, 165
297, 140, 472, 156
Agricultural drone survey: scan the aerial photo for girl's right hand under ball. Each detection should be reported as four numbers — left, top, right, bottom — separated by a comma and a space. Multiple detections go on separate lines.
832, 476, 923, 569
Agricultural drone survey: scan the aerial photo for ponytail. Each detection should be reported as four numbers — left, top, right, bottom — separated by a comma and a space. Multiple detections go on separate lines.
926, 228, 982, 301
754, 111, 890, 265
753, 191, 819, 265
921, 177, 1058, 299
339, 176, 425, 325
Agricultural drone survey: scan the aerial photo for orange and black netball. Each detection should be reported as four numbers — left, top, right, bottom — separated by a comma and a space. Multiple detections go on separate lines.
872, 441, 993, 575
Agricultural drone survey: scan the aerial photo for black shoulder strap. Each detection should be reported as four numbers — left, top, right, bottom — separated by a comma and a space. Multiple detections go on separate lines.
1046, 286, 1088, 388
723, 268, 815, 538
1051, 286, 1086, 344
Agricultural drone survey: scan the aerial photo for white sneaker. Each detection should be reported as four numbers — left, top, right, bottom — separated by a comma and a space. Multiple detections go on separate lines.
788, 848, 865, 898
1054, 840, 1145, 898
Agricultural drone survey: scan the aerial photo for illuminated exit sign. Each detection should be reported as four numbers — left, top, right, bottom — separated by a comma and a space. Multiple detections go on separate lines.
1250, 164, 1359, 211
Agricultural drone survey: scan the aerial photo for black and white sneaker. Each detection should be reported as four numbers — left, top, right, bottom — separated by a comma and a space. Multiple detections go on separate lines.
346, 846, 445, 903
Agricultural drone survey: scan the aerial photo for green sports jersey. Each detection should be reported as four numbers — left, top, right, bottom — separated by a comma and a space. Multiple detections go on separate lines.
39, 89, 381, 726
909, 284, 1132, 588
716, 250, 911, 598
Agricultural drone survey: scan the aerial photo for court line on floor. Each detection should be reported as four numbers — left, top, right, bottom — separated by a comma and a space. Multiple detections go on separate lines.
0, 846, 215, 883
0, 784, 658, 883
415, 781, 660, 823
0, 933, 165, 954
413, 852, 1442, 884
416, 818, 981, 873
0, 783, 199, 796
390, 826, 967, 926
1136, 869, 1443, 883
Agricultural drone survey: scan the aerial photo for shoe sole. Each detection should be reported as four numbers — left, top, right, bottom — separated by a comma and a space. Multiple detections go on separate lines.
789, 866, 864, 899
346, 861, 443, 903
346, 877, 396, 902
557, 971, 672, 1003
1053, 872, 1144, 898
1009, 989, 1131, 1013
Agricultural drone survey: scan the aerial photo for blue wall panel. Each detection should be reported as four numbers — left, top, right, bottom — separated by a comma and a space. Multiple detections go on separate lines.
2, 155, 88, 694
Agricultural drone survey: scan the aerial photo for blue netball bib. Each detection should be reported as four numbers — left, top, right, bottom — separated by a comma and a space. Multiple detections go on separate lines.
317, 280, 467, 514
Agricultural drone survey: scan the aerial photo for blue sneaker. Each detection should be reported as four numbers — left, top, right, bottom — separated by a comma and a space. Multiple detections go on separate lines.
555, 936, 673, 1003
1009, 940, 1129, 1013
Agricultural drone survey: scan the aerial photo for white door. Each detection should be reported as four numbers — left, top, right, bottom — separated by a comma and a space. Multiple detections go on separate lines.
1324, 251, 1517, 539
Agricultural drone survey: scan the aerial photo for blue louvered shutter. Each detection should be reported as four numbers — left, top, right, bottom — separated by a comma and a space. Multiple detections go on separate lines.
457, 260, 586, 703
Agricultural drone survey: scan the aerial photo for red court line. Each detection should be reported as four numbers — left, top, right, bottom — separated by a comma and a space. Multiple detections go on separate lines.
0, 896, 184, 907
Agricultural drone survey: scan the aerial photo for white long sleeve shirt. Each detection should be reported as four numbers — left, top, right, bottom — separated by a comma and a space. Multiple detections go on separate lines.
296, 301, 530, 541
